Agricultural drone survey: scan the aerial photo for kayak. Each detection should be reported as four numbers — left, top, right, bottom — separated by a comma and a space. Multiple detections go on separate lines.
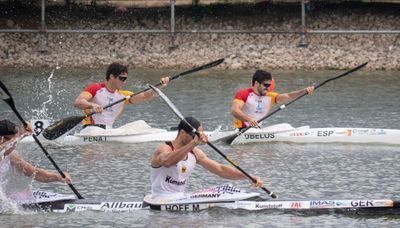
21, 184, 400, 215
20, 120, 400, 145
229, 124, 400, 145
6, 190, 76, 212
27, 198, 400, 215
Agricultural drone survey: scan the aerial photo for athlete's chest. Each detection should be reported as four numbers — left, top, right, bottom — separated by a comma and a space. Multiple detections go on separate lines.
92, 88, 125, 106
174, 154, 196, 175
244, 93, 272, 108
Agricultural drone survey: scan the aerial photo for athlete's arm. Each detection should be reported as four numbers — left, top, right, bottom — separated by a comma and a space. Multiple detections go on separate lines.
151, 139, 197, 168
1, 125, 32, 157
0, 139, 17, 157
231, 100, 257, 127
9, 152, 72, 184
197, 149, 245, 179
129, 77, 170, 104
74, 91, 102, 113
276, 85, 314, 104
196, 149, 264, 187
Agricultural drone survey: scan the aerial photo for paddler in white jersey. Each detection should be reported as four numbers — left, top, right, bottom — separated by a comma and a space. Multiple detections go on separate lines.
0, 120, 72, 202
150, 117, 264, 198
231, 70, 315, 129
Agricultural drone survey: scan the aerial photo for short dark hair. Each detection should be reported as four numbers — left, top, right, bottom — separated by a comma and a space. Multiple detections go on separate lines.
0, 119, 17, 136
106, 62, 128, 80
178, 117, 201, 134
252, 70, 272, 86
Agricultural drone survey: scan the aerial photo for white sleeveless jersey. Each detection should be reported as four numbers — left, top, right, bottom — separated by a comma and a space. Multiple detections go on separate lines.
150, 142, 197, 196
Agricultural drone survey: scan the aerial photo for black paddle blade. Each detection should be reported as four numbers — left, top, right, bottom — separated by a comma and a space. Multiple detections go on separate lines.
219, 133, 240, 145
218, 128, 246, 144
0, 80, 15, 106
42, 116, 85, 140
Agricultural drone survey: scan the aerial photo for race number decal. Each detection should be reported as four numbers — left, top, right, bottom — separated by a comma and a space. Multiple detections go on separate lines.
31, 119, 50, 136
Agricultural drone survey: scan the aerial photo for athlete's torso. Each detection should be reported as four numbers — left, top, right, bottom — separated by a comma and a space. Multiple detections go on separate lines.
150, 142, 197, 196
82, 82, 133, 127
233, 88, 279, 128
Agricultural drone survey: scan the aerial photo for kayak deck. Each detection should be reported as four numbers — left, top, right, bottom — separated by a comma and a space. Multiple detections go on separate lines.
22, 198, 400, 215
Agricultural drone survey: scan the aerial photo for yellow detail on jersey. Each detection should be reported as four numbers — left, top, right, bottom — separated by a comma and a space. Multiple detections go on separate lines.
181, 164, 187, 173
119, 90, 134, 104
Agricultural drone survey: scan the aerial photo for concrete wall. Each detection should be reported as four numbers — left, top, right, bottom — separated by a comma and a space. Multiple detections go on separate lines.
0, 3, 399, 70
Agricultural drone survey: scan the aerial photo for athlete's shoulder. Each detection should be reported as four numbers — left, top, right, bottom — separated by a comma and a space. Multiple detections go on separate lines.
266, 91, 280, 104
84, 82, 105, 96
266, 91, 279, 97
234, 87, 253, 101
235, 87, 252, 94
157, 142, 173, 152
85, 82, 105, 90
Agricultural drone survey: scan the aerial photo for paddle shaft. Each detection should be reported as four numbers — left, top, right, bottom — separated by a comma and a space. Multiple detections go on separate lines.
225, 62, 369, 144
0, 81, 84, 199
148, 84, 277, 198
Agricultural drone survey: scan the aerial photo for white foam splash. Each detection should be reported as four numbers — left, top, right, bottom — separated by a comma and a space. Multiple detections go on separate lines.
31, 69, 57, 119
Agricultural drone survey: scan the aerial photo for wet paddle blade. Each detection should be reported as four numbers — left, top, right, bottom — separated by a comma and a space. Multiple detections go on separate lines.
0, 80, 14, 106
42, 116, 85, 140
219, 133, 239, 145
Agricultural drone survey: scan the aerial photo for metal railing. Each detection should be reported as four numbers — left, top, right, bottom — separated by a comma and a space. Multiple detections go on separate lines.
1, 0, 399, 47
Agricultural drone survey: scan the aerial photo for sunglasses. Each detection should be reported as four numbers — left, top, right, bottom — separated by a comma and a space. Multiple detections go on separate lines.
117, 75, 128, 82
262, 83, 271, 88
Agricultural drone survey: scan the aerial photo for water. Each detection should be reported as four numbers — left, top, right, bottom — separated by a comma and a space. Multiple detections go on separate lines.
0, 67, 399, 226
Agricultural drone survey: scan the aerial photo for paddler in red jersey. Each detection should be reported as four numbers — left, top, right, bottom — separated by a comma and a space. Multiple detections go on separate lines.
231, 70, 315, 130
74, 62, 170, 129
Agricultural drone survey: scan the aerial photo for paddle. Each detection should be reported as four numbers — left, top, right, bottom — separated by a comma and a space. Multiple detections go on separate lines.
42, 58, 225, 140
220, 62, 369, 145
148, 84, 277, 199
0, 80, 84, 199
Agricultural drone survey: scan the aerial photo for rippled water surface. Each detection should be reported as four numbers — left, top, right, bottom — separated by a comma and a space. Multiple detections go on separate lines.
0, 67, 399, 227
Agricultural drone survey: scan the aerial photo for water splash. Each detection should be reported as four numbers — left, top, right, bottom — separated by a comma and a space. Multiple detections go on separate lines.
31, 68, 57, 120
0, 181, 20, 214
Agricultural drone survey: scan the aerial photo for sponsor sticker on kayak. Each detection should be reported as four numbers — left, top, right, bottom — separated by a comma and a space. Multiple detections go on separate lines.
310, 200, 346, 208
309, 200, 393, 209
54, 201, 144, 213
161, 204, 208, 211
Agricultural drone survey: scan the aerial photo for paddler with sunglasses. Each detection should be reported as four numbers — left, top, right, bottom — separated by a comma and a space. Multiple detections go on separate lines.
231, 70, 314, 130
74, 62, 169, 129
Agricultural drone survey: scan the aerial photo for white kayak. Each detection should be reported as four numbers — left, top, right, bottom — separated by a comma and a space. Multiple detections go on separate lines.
228, 123, 400, 145
7, 190, 76, 206
21, 184, 400, 215
20, 120, 400, 145
143, 183, 260, 206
